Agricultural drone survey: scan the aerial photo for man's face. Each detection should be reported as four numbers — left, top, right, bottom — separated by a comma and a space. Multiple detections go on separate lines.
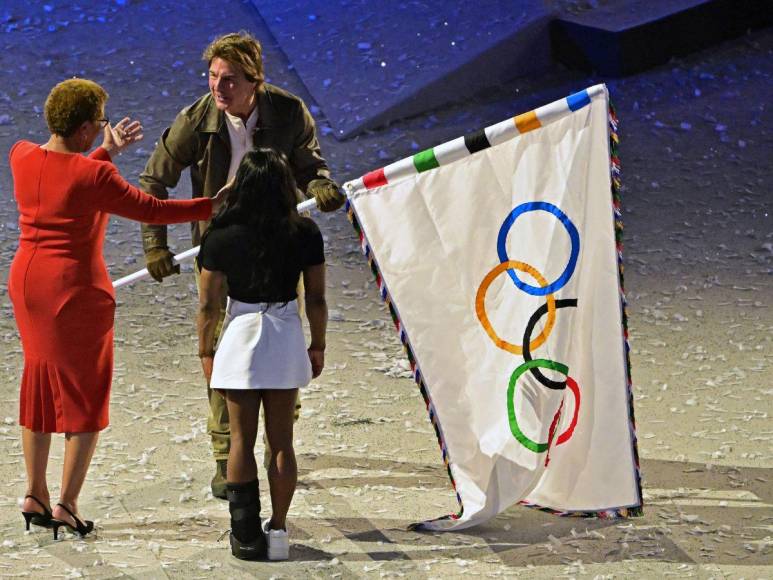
208, 57, 257, 118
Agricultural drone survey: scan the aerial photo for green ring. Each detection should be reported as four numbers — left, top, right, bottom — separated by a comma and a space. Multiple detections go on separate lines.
508, 359, 569, 452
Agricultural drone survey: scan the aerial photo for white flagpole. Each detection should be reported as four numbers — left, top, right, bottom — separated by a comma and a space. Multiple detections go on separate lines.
112, 197, 320, 289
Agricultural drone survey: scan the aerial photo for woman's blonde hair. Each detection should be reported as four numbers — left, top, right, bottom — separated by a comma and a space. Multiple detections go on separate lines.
203, 31, 264, 88
44, 79, 108, 137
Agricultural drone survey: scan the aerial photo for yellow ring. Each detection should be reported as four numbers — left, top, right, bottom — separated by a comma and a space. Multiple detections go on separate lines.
475, 260, 556, 354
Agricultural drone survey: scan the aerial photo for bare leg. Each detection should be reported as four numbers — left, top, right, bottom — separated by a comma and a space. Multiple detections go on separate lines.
262, 390, 301, 470
53, 431, 99, 524
21, 428, 51, 513
261, 389, 298, 530
224, 390, 261, 483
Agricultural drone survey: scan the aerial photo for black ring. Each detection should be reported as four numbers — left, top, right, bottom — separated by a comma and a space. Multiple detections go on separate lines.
522, 298, 578, 389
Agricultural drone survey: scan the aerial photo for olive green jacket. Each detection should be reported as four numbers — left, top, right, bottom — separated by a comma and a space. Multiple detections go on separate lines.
139, 83, 331, 250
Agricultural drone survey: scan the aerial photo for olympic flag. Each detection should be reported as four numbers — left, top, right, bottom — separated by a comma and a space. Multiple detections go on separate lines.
344, 84, 641, 530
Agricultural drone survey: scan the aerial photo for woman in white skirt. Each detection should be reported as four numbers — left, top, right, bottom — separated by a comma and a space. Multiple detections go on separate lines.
196, 149, 327, 561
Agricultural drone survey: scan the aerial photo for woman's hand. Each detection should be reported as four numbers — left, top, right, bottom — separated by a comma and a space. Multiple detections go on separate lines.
200, 355, 214, 385
210, 178, 235, 213
308, 348, 325, 378
102, 117, 143, 156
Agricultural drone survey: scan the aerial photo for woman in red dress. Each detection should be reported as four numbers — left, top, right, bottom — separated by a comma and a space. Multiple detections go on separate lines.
8, 79, 224, 538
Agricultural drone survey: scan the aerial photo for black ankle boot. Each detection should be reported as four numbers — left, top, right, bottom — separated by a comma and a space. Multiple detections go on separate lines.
226, 480, 266, 560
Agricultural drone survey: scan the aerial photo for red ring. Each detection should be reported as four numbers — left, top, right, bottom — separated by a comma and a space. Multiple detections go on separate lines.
556, 377, 580, 445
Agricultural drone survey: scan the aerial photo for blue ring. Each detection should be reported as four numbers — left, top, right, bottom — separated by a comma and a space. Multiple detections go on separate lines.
496, 202, 580, 296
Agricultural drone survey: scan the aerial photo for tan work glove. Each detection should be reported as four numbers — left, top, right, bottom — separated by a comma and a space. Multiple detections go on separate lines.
145, 247, 179, 282
307, 178, 345, 212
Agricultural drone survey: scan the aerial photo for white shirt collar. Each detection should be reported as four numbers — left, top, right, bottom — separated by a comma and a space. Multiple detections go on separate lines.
224, 106, 259, 181
224, 106, 258, 133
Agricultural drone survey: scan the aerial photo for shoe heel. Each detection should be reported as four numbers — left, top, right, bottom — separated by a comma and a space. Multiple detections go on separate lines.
22, 512, 33, 531
52, 521, 61, 540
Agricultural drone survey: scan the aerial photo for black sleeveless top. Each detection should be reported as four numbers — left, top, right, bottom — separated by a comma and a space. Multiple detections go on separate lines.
198, 217, 324, 303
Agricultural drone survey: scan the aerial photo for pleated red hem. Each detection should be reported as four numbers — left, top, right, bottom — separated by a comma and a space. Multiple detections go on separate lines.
18, 358, 109, 434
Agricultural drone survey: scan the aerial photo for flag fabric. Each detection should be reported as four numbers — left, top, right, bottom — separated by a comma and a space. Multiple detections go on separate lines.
344, 84, 642, 531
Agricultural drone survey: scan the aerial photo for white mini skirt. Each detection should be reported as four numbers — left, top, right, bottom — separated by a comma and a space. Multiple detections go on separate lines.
211, 298, 312, 390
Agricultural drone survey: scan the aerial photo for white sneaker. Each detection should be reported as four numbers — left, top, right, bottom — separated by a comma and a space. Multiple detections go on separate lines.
262, 519, 289, 561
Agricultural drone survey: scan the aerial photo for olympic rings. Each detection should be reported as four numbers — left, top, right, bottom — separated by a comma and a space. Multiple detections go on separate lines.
475, 260, 555, 355
507, 359, 579, 452
476, 201, 582, 453
497, 202, 580, 296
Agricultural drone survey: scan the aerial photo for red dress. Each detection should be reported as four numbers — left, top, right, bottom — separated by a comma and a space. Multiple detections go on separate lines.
8, 141, 211, 433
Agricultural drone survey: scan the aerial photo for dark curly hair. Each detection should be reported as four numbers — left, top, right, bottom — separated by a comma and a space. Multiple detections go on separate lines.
44, 79, 108, 137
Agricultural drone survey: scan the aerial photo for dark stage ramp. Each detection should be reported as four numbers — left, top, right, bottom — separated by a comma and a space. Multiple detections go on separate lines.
248, 0, 553, 139
551, 0, 773, 77
248, 0, 772, 138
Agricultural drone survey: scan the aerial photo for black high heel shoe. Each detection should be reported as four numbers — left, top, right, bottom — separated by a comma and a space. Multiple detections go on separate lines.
21, 495, 53, 530
51, 503, 94, 539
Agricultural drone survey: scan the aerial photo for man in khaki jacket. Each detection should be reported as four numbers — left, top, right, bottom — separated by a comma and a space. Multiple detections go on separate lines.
139, 32, 343, 499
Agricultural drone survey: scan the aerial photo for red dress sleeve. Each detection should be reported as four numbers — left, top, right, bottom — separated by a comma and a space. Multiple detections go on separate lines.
90, 161, 212, 224
8, 141, 24, 164
89, 147, 112, 162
